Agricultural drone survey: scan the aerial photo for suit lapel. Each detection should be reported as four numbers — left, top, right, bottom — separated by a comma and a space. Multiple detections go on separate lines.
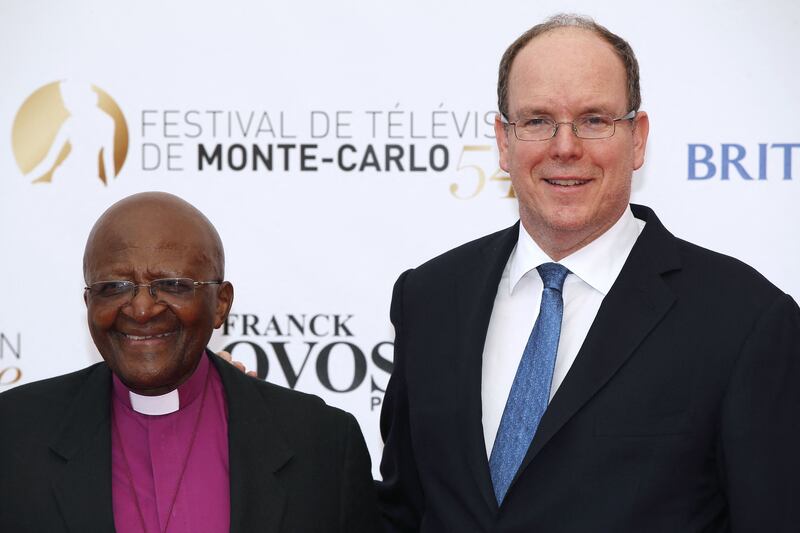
513, 205, 682, 482
211, 353, 293, 533
455, 224, 519, 514
50, 364, 116, 532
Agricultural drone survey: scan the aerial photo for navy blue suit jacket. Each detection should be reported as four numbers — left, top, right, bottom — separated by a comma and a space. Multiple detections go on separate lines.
378, 205, 800, 532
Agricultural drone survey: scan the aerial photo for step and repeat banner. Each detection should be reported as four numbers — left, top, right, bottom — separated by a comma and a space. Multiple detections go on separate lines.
1, 0, 798, 475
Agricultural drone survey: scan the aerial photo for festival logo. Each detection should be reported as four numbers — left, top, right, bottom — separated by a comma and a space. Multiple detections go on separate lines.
139, 106, 515, 199
12, 80, 129, 185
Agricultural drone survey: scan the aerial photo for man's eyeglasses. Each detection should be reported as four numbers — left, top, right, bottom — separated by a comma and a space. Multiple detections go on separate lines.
85, 278, 222, 307
501, 110, 636, 141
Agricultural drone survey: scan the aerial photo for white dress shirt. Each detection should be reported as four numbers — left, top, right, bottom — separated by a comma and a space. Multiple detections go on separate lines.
481, 206, 645, 457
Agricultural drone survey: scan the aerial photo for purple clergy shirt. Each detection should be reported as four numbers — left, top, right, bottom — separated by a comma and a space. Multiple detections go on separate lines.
111, 354, 230, 533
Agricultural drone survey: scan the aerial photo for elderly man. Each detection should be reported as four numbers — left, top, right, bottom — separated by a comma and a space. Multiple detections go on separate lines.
0, 192, 380, 532
377, 14, 800, 532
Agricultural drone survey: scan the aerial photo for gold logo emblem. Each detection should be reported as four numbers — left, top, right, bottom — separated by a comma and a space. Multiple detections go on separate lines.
11, 80, 129, 185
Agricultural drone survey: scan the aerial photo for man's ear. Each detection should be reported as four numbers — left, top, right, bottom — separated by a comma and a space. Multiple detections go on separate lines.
213, 282, 234, 328
632, 111, 649, 170
495, 114, 511, 172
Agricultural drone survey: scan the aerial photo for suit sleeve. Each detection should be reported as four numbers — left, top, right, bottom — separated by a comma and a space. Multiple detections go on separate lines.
720, 292, 800, 531
376, 270, 426, 533
339, 412, 382, 533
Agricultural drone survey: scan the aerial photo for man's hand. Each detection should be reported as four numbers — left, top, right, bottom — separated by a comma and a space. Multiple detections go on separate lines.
217, 350, 258, 377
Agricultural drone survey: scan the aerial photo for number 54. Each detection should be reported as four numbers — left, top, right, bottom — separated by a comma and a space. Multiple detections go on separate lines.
449, 145, 515, 199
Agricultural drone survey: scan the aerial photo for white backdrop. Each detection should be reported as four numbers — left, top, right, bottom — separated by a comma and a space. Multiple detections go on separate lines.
1, 0, 798, 476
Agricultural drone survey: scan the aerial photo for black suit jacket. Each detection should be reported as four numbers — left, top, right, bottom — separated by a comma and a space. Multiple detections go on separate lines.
377, 205, 800, 532
0, 352, 381, 533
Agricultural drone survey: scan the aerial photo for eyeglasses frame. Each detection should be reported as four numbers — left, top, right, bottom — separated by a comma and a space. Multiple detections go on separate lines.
500, 109, 637, 141
84, 278, 223, 307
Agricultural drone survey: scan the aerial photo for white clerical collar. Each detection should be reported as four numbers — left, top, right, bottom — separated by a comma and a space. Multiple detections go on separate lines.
129, 389, 180, 415
112, 353, 210, 416
509, 205, 645, 295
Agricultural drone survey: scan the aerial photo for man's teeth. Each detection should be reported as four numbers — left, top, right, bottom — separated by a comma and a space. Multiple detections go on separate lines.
124, 332, 175, 340
546, 179, 586, 186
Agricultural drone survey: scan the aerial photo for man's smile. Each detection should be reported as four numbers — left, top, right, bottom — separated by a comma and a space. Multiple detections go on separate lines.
543, 177, 591, 187
116, 329, 178, 344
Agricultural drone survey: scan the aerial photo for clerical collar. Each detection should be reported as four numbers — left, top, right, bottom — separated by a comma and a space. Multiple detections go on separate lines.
111, 352, 210, 416
128, 388, 179, 415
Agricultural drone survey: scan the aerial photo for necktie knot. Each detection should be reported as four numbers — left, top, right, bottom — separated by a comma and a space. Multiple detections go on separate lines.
536, 262, 569, 292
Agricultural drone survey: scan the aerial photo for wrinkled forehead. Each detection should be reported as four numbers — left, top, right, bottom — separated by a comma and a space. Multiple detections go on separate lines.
508, 28, 628, 113
515, 27, 624, 73
87, 243, 219, 281
84, 201, 223, 279
103, 209, 210, 244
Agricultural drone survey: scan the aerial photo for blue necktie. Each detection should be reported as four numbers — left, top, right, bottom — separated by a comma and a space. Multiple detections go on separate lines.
489, 262, 569, 504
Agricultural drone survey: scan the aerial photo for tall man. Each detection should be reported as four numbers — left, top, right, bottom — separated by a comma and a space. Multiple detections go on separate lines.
0, 192, 380, 532
377, 14, 800, 532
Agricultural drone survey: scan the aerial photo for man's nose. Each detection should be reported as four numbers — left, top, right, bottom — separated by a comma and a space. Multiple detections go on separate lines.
548, 122, 583, 161
122, 286, 167, 322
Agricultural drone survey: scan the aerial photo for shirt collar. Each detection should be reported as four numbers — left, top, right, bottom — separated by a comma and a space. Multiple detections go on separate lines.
509, 205, 645, 295
111, 352, 210, 416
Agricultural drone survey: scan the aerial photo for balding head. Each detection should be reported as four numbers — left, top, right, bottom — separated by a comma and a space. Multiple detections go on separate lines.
83, 192, 225, 283
82, 192, 233, 395
497, 14, 641, 120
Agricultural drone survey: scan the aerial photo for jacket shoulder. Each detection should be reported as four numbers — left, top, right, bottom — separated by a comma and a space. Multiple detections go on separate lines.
252, 377, 353, 423
0, 363, 105, 409
406, 223, 517, 282
212, 353, 358, 437
0, 363, 107, 452
674, 237, 786, 301
632, 204, 786, 303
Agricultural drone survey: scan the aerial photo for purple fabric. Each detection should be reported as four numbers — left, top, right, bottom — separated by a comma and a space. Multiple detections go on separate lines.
111, 355, 230, 533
